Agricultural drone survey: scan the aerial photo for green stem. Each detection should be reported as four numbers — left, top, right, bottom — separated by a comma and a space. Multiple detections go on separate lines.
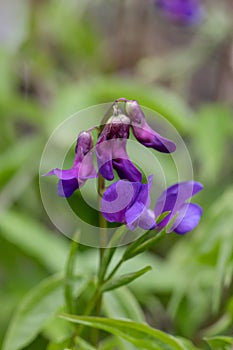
65, 236, 79, 314
91, 174, 107, 345
105, 259, 124, 283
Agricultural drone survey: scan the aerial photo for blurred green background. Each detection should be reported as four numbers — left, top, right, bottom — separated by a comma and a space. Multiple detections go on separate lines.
0, 0, 233, 349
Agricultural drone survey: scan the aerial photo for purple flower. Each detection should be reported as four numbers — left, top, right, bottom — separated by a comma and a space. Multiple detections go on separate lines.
154, 181, 203, 234
96, 113, 142, 182
154, 0, 203, 25
125, 100, 176, 153
101, 177, 203, 234
101, 175, 155, 230
44, 131, 97, 197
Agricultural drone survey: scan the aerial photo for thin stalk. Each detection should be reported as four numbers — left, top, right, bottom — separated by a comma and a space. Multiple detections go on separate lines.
91, 174, 107, 345
104, 259, 124, 283
65, 235, 79, 314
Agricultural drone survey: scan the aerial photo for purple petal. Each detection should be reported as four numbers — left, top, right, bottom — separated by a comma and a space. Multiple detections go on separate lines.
136, 174, 153, 207
126, 202, 156, 231
125, 176, 154, 230
113, 158, 142, 182
112, 138, 142, 182
154, 181, 203, 217
43, 168, 77, 180
132, 123, 176, 153
125, 201, 145, 230
138, 208, 156, 230
57, 178, 79, 197
78, 152, 97, 179
101, 180, 140, 223
96, 139, 114, 181
126, 100, 176, 153
170, 203, 203, 234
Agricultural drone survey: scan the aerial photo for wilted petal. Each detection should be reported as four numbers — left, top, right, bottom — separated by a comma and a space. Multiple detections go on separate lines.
169, 203, 203, 234
126, 100, 176, 153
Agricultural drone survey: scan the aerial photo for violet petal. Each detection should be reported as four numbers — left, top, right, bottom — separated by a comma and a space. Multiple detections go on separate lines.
154, 181, 203, 217
44, 168, 77, 180
101, 180, 139, 223
133, 123, 176, 153
170, 203, 203, 234
57, 178, 79, 197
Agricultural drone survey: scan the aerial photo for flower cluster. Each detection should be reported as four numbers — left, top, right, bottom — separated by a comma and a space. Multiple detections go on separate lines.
45, 99, 203, 234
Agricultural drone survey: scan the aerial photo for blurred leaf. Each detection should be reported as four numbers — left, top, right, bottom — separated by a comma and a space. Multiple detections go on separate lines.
104, 287, 145, 350
2, 274, 64, 350
0, 211, 69, 272
74, 337, 98, 350
102, 266, 152, 292
3, 273, 86, 350
192, 104, 232, 183
104, 287, 144, 322
60, 315, 185, 350
204, 336, 233, 350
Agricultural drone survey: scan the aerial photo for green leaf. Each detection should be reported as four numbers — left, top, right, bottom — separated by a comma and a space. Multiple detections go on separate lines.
74, 337, 98, 349
104, 287, 145, 350
2, 274, 64, 350
123, 230, 166, 260
60, 315, 185, 350
104, 287, 144, 322
0, 211, 69, 272
2, 274, 86, 350
192, 104, 232, 183
102, 266, 152, 292
204, 336, 233, 350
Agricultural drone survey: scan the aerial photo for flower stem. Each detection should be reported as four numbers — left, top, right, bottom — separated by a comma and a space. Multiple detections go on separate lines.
91, 174, 108, 345
65, 235, 79, 314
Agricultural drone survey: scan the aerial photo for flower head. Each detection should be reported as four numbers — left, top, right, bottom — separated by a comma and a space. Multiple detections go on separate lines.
154, 0, 203, 25
125, 100, 176, 153
96, 113, 142, 182
101, 176, 203, 234
44, 131, 97, 197
154, 181, 203, 234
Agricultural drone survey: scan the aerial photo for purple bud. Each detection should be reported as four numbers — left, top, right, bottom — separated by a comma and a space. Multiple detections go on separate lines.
44, 131, 97, 197
126, 100, 176, 153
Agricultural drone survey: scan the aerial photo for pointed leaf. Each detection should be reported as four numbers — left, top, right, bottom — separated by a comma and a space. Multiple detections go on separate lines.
60, 315, 185, 350
204, 336, 233, 350
102, 266, 151, 292
3, 274, 86, 350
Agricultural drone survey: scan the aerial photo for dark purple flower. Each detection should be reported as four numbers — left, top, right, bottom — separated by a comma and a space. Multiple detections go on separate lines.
44, 131, 97, 197
96, 113, 142, 182
125, 100, 176, 153
101, 176, 203, 234
101, 175, 156, 230
154, 0, 203, 25
154, 181, 203, 234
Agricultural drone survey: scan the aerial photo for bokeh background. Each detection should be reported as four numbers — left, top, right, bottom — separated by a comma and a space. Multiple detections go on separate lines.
0, 0, 233, 349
